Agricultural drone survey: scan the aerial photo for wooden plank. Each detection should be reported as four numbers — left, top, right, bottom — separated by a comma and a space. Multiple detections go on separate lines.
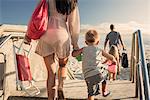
64, 80, 137, 100
8, 80, 138, 100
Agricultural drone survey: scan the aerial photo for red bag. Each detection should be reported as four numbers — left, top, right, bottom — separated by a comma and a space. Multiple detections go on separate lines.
27, 0, 49, 40
16, 54, 32, 81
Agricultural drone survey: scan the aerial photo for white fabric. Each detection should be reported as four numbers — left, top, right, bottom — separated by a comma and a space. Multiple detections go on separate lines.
35, 0, 80, 58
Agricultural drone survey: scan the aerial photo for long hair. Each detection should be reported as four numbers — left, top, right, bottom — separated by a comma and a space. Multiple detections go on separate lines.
55, 0, 77, 15
109, 45, 119, 59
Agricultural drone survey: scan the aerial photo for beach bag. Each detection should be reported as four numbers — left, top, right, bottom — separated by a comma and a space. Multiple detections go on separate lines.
121, 52, 128, 68
27, 0, 49, 40
16, 54, 32, 81
15, 42, 32, 81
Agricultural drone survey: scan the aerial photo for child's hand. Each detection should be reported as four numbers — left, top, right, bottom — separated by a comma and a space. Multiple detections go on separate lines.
72, 50, 77, 57
72, 48, 83, 57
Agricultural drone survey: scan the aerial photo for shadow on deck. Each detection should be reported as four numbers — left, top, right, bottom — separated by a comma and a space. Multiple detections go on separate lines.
7, 96, 138, 100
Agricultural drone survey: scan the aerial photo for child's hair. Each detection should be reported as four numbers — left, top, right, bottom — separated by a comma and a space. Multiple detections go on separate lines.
55, 0, 78, 15
85, 30, 99, 43
109, 45, 118, 59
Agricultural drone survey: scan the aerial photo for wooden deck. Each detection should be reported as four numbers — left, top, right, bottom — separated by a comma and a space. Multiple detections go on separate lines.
7, 80, 138, 100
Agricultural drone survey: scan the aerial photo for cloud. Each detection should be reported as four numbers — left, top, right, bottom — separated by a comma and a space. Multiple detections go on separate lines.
81, 21, 150, 35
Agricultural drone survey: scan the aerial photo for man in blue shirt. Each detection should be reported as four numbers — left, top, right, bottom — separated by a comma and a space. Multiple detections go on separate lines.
104, 24, 125, 75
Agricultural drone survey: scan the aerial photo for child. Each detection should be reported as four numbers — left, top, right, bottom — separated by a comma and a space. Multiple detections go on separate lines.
72, 30, 117, 100
103, 45, 119, 80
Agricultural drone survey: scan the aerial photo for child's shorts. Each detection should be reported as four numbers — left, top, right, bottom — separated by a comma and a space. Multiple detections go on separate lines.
85, 73, 107, 96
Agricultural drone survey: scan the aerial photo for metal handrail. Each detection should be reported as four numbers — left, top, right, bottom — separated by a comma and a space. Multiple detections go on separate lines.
130, 30, 150, 99
0, 33, 24, 48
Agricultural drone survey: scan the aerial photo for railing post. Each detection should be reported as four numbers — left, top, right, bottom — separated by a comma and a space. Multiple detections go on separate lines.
131, 30, 150, 99
137, 30, 150, 99
130, 33, 135, 82
137, 63, 145, 99
135, 33, 139, 97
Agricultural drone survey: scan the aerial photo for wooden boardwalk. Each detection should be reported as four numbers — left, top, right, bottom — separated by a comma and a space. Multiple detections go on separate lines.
7, 80, 138, 100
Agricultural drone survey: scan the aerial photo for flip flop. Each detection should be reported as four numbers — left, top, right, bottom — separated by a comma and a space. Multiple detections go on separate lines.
58, 90, 65, 100
103, 91, 111, 97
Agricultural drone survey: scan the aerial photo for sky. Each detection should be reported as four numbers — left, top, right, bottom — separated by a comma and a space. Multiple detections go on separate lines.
0, 0, 150, 34
78, 0, 150, 34
79, 0, 149, 25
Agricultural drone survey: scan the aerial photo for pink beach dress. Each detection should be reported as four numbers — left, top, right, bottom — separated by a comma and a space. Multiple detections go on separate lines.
35, 0, 80, 58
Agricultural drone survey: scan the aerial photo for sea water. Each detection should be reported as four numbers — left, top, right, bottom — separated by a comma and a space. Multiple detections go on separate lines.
78, 33, 150, 52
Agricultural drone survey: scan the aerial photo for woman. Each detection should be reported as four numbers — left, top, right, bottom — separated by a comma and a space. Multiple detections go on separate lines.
25, 0, 80, 99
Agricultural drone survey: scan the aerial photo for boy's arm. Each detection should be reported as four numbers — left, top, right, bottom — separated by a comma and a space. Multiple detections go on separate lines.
102, 50, 116, 63
72, 48, 83, 57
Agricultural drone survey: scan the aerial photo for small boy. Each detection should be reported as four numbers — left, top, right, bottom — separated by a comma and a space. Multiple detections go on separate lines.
72, 30, 117, 100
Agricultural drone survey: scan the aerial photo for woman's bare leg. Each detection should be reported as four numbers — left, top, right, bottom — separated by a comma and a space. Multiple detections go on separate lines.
44, 54, 56, 100
58, 57, 68, 98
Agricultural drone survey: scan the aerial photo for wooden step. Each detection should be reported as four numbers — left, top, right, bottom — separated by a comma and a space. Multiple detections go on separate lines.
8, 80, 138, 100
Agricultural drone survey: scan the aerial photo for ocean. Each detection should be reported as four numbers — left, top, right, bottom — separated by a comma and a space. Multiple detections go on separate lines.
78, 33, 150, 58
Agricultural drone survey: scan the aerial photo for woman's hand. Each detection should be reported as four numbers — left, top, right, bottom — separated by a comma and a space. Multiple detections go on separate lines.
72, 44, 79, 50
24, 35, 31, 45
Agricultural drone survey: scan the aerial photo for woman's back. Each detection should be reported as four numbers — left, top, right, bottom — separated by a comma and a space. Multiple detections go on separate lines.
48, 0, 68, 29
36, 0, 80, 58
